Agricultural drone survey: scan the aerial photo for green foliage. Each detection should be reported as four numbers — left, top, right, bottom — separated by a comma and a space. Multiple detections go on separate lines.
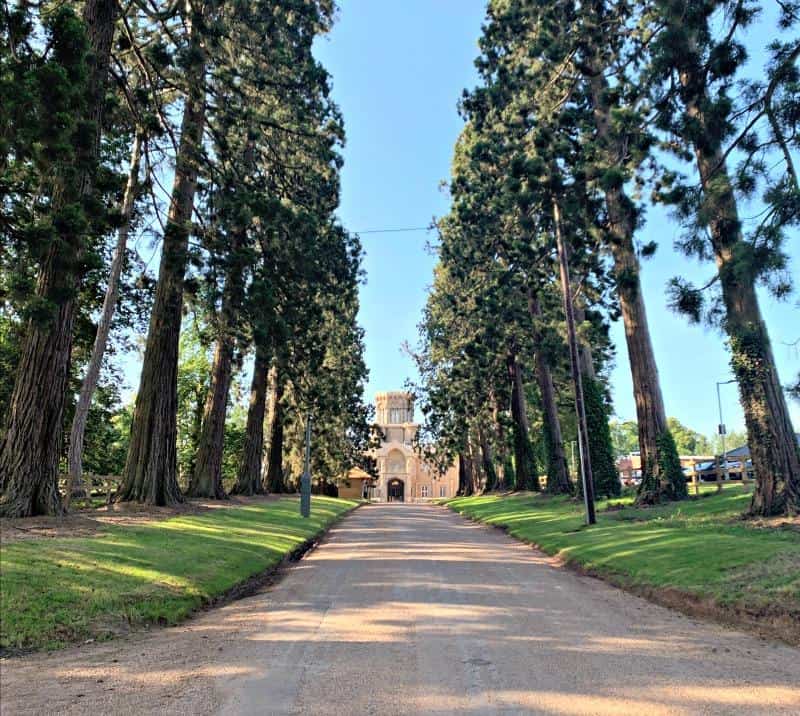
0, 4, 122, 322
176, 320, 212, 485
657, 429, 688, 500
1, 0, 370, 513
582, 377, 620, 498
613, 416, 716, 457
0, 316, 23, 437
609, 419, 639, 457
667, 417, 713, 455
81, 386, 131, 476
221, 404, 248, 487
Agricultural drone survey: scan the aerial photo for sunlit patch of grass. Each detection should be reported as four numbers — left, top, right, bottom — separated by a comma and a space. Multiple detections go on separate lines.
0, 496, 357, 651
447, 487, 798, 612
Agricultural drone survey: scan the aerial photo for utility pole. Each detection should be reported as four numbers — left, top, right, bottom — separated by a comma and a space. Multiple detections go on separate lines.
716, 379, 736, 489
553, 198, 596, 525
300, 413, 312, 518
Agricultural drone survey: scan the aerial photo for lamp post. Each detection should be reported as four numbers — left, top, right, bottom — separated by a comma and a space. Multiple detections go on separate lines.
300, 413, 312, 518
716, 379, 736, 487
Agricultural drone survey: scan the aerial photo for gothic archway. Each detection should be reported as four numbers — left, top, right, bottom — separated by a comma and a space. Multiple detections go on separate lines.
387, 478, 405, 502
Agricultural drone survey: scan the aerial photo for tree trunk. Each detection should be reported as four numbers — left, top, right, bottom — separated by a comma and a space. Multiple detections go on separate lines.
458, 452, 473, 496
66, 131, 142, 508
527, 290, 572, 494
490, 390, 511, 490
264, 366, 286, 494
184, 385, 205, 483
191, 134, 252, 499
553, 198, 596, 524
231, 344, 270, 495
679, 53, 800, 516
478, 426, 497, 492
188, 267, 247, 499
117, 4, 206, 505
585, 66, 684, 503
187, 338, 233, 499
470, 439, 483, 495
0, 0, 119, 517
506, 348, 538, 491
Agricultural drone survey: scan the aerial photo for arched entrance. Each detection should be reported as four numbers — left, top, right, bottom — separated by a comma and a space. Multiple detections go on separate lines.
387, 478, 405, 502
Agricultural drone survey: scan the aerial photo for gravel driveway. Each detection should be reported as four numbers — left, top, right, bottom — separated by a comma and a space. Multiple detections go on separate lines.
2, 503, 798, 715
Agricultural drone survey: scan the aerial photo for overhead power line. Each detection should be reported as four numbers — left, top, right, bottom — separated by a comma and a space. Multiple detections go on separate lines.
356, 226, 433, 235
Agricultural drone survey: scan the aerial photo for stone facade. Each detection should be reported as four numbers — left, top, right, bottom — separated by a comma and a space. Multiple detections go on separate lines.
363, 391, 458, 502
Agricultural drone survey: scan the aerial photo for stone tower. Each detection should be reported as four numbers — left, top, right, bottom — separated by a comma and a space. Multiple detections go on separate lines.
375, 391, 414, 426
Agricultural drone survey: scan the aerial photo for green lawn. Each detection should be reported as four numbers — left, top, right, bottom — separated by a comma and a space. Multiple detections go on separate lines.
1, 496, 357, 651
446, 487, 799, 619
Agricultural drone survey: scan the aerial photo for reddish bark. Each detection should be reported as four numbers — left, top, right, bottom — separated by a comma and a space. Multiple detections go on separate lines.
0, 0, 119, 517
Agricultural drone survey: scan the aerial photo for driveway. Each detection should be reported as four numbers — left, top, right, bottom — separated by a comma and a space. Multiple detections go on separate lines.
1, 503, 798, 714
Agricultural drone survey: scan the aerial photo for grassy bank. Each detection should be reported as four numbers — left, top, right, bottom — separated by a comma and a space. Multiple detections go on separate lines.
446, 487, 799, 640
1, 496, 357, 651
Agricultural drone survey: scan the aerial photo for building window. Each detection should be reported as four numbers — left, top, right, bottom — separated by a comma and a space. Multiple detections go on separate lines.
421, 485, 429, 498
439, 485, 446, 497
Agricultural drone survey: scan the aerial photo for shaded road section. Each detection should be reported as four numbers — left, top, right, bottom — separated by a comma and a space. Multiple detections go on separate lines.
2, 503, 799, 714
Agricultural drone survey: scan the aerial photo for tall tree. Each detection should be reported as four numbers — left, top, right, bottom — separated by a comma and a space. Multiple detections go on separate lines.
507, 349, 538, 490
648, 0, 799, 515
231, 343, 270, 496
117, 0, 207, 504
579, 0, 684, 500
66, 130, 143, 505
263, 363, 286, 493
527, 290, 572, 494
0, 1, 120, 516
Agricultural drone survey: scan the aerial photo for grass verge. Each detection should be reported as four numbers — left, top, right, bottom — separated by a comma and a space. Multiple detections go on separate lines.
446, 486, 800, 644
0, 496, 357, 652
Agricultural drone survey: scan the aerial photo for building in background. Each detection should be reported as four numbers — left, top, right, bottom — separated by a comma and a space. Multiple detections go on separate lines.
616, 434, 800, 486
343, 391, 458, 502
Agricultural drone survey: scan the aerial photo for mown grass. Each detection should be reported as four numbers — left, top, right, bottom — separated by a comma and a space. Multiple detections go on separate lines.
0, 496, 357, 651
446, 486, 799, 614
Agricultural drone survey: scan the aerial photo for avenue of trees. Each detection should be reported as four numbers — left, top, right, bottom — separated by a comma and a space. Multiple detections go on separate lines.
0, 0, 373, 516
414, 0, 799, 516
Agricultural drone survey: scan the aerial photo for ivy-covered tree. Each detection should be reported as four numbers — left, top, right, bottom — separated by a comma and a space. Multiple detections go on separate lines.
646, 0, 799, 515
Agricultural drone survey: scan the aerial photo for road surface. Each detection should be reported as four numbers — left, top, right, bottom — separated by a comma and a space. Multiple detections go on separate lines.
2, 503, 799, 715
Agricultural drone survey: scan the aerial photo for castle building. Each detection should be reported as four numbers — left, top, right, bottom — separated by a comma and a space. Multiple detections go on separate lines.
340, 391, 459, 502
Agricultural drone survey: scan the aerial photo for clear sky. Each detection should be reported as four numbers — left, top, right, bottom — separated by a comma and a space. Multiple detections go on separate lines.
313, 0, 800, 439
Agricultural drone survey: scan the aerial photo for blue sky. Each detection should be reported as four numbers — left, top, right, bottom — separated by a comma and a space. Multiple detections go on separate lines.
313, 0, 800, 439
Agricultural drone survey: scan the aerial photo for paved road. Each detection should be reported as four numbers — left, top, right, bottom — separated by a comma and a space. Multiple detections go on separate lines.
2, 503, 799, 715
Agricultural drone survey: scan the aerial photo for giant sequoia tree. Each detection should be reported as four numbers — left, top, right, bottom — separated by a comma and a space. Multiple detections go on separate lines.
646, 0, 799, 515
117, 0, 208, 505
419, 0, 796, 515
0, 1, 120, 516
119, 0, 346, 504
416, 5, 624, 501
474, 0, 679, 502
1, 0, 369, 514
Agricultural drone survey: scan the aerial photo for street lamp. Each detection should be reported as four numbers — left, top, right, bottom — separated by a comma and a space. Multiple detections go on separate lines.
716, 379, 736, 486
